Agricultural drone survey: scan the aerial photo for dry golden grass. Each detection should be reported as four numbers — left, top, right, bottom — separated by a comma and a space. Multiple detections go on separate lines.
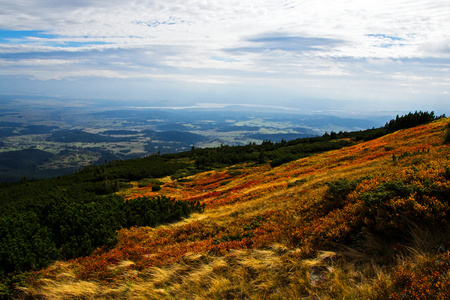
25, 248, 393, 299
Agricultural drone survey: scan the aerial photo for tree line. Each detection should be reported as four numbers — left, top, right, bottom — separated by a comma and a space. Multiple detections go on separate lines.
171, 111, 444, 171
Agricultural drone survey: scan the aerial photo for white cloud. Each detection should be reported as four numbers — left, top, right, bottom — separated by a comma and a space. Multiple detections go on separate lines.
0, 0, 449, 109
0, 58, 82, 66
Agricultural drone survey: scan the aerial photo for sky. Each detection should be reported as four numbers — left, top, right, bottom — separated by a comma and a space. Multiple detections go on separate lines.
0, 0, 449, 114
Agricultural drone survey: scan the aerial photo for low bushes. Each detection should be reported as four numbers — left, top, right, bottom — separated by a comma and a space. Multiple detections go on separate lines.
0, 195, 204, 277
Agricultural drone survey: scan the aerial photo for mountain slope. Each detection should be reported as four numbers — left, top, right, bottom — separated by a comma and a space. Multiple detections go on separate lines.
22, 118, 450, 299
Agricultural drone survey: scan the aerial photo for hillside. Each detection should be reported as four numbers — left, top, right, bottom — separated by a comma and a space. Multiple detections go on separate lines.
3, 117, 450, 299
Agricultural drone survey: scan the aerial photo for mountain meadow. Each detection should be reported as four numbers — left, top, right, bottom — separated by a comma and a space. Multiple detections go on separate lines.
1, 111, 449, 299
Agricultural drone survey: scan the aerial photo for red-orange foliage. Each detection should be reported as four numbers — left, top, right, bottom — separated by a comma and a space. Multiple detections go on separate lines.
386, 253, 450, 300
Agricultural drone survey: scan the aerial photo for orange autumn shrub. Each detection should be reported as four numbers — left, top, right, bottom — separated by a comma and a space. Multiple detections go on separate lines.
384, 253, 450, 300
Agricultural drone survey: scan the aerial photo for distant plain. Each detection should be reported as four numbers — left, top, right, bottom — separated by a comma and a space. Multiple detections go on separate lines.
0, 96, 388, 181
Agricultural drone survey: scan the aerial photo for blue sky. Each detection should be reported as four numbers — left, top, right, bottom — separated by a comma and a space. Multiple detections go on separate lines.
0, 0, 449, 115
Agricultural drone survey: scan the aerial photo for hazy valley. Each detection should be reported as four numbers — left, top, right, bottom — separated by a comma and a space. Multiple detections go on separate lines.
0, 96, 387, 182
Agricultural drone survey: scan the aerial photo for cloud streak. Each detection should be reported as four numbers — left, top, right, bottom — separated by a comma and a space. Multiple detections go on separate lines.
226, 34, 345, 54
